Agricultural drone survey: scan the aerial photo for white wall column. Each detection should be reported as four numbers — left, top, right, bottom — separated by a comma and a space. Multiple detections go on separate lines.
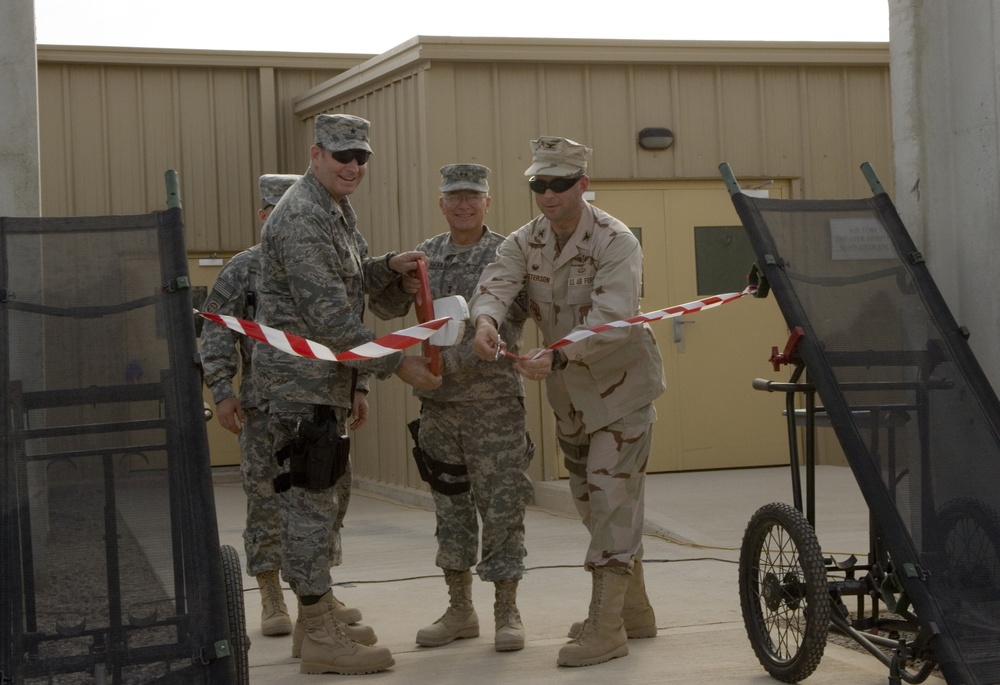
0, 0, 41, 217
889, 0, 1000, 390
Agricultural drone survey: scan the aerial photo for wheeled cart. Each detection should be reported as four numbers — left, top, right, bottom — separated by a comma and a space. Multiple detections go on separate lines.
1, 172, 248, 684
721, 162, 1000, 685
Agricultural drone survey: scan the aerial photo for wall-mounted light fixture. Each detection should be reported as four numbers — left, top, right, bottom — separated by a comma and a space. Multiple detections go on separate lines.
637, 127, 674, 150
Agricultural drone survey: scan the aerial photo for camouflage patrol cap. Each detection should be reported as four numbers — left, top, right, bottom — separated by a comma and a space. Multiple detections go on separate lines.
314, 114, 373, 154
524, 136, 593, 177
258, 173, 301, 208
439, 163, 490, 193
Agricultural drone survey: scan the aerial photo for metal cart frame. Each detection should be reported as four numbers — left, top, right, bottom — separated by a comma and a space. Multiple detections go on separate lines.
1, 172, 248, 684
721, 162, 1000, 685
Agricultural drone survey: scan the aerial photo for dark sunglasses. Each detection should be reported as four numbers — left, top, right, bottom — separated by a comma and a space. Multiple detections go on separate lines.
329, 148, 371, 165
528, 175, 582, 194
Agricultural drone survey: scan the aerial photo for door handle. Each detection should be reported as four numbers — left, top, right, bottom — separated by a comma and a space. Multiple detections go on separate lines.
673, 318, 695, 343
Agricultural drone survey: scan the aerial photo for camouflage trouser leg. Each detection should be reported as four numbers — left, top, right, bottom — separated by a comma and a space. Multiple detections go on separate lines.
560, 404, 655, 571
240, 407, 282, 576
330, 457, 351, 567
267, 401, 347, 597
421, 397, 533, 582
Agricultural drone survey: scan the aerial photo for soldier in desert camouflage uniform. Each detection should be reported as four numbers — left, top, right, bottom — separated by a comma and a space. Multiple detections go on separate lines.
252, 113, 440, 676
201, 173, 360, 642
369, 164, 533, 653
470, 136, 666, 668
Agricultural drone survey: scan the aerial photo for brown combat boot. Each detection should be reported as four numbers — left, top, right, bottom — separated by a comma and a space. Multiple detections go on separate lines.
566, 559, 657, 639
494, 580, 524, 652
557, 567, 629, 667
257, 571, 292, 636
415, 569, 479, 647
292, 596, 376, 659
298, 591, 393, 675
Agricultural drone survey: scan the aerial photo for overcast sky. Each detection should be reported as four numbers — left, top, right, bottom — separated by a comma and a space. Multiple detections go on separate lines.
33, 0, 890, 55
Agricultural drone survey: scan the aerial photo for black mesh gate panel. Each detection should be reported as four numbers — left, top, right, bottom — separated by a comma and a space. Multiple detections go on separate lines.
0, 205, 240, 684
725, 165, 1000, 685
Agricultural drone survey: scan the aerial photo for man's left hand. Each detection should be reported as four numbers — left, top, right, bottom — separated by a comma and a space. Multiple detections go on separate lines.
515, 348, 554, 382
350, 391, 369, 431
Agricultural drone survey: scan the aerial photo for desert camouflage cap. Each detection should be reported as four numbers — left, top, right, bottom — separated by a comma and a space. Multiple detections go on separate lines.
258, 173, 301, 208
314, 114, 373, 154
439, 163, 490, 193
524, 136, 593, 177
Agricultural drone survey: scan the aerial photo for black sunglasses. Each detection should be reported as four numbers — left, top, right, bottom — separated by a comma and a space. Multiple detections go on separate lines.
528, 175, 582, 194
329, 148, 371, 166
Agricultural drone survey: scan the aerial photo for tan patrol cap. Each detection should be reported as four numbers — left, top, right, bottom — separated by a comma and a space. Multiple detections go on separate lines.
524, 136, 593, 177
258, 174, 301, 208
439, 164, 490, 193
315, 114, 373, 154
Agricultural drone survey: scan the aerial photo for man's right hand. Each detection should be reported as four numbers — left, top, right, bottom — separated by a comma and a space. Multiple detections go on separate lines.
394, 356, 443, 391
216, 396, 244, 435
472, 316, 500, 361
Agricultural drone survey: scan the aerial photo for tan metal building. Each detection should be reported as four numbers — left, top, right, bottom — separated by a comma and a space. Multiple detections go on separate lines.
36, 37, 892, 491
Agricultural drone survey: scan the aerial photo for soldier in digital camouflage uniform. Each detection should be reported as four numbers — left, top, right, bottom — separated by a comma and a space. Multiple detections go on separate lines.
252, 113, 441, 676
470, 136, 666, 668
201, 173, 360, 643
368, 164, 533, 653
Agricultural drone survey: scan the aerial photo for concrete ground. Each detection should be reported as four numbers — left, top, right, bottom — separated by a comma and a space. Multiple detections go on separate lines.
212, 465, 944, 685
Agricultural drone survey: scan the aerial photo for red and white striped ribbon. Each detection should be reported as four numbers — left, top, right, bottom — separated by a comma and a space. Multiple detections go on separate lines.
196, 285, 755, 363
530, 286, 757, 359
196, 310, 450, 362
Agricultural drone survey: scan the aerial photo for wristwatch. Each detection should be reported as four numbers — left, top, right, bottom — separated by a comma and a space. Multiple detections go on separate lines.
551, 349, 568, 371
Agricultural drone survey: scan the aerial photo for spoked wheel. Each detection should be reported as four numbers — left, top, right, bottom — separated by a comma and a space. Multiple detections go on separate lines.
739, 502, 830, 682
221, 544, 251, 685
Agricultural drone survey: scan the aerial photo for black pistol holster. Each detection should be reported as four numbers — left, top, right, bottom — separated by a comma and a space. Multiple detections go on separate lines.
274, 406, 350, 493
407, 418, 470, 496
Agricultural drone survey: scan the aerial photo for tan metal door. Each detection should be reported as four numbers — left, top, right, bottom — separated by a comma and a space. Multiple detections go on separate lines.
587, 180, 791, 472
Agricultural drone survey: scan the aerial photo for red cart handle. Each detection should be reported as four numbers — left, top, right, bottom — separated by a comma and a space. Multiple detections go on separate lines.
413, 260, 440, 375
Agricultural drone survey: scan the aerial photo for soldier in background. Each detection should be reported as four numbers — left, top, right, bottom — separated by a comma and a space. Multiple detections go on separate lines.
369, 164, 533, 652
470, 136, 666, 668
201, 173, 361, 642
252, 113, 440, 676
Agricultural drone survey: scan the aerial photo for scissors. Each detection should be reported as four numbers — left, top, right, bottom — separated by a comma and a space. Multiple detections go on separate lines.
494, 334, 520, 361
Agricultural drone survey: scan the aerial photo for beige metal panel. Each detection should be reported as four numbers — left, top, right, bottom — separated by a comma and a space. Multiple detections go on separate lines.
104, 66, 152, 214
136, 68, 184, 215
674, 66, 724, 179
843, 67, 894, 196
212, 69, 260, 251
64, 65, 111, 216
718, 66, 767, 174
491, 65, 547, 236
37, 65, 71, 216
274, 69, 343, 172
759, 67, 805, 178
632, 66, 678, 179
536, 64, 590, 145
586, 65, 639, 180
798, 67, 858, 198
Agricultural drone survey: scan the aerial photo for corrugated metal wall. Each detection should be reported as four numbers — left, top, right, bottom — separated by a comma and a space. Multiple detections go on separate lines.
298, 39, 893, 489
36, 46, 363, 252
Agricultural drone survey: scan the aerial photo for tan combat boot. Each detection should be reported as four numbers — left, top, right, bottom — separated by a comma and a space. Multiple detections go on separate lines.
494, 580, 524, 652
292, 596, 376, 659
415, 569, 479, 647
566, 559, 657, 639
257, 571, 292, 636
557, 567, 629, 667
298, 591, 394, 675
